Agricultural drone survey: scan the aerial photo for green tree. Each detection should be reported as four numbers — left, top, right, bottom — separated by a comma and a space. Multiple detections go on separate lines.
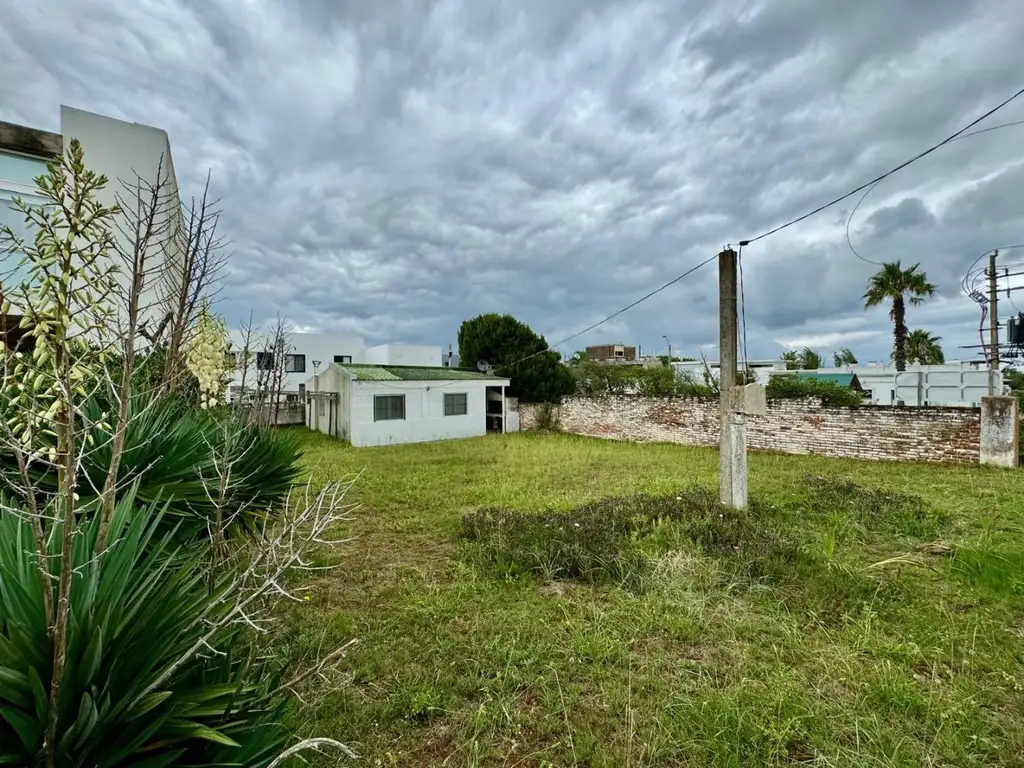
458, 313, 575, 403
832, 346, 858, 367
905, 329, 945, 365
780, 349, 821, 369
863, 261, 937, 372
799, 347, 822, 370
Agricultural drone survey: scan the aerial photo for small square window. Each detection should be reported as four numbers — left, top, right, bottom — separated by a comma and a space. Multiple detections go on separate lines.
256, 351, 274, 371
374, 394, 405, 421
444, 392, 468, 416
334, 354, 352, 364
285, 353, 306, 373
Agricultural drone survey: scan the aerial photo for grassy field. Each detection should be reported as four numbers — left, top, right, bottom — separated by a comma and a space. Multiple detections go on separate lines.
283, 430, 1024, 767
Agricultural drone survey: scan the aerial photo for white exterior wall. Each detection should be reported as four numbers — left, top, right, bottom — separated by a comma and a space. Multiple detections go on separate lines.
60, 106, 182, 328
228, 330, 365, 395
348, 379, 507, 447
3, 107, 182, 324
673, 360, 784, 386
763, 363, 1001, 407
0, 150, 48, 289
364, 343, 442, 367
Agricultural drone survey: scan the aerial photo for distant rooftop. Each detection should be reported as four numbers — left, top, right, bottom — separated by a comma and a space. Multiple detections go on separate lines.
332, 363, 507, 382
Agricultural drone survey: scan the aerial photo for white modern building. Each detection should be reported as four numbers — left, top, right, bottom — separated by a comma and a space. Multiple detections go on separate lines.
305, 362, 514, 447
1, 106, 182, 330
673, 358, 1003, 407
225, 330, 444, 399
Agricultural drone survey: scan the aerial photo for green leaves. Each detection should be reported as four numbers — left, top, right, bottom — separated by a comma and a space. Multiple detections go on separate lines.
0, 389, 302, 543
0, 494, 290, 766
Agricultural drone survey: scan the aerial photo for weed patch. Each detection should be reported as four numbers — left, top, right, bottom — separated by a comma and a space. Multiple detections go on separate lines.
459, 486, 801, 587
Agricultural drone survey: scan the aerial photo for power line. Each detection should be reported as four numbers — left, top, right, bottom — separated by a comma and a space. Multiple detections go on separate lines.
504, 88, 1024, 371
505, 253, 719, 368
847, 119, 1024, 267
745, 86, 1024, 245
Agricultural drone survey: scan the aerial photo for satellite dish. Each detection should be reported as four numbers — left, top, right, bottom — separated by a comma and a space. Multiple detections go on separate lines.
476, 360, 493, 373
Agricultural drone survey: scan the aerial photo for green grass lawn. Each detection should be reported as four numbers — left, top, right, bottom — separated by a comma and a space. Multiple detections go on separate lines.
283, 430, 1024, 767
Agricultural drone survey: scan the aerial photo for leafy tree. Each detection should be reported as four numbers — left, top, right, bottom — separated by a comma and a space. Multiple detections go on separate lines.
780, 349, 821, 369
799, 347, 822, 370
832, 347, 858, 367
905, 329, 945, 365
458, 313, 575, 403
863, 261, 937, 372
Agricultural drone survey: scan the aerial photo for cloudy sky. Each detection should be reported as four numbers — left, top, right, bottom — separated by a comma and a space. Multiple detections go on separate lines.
3, 0, 1024, 364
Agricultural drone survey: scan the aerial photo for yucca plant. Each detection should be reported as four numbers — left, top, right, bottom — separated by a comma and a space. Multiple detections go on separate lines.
0, 491, 291, 767
0, 388, 302, 541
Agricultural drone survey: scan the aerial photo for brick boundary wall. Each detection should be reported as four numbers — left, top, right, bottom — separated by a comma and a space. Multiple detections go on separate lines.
520, 396, 981, 464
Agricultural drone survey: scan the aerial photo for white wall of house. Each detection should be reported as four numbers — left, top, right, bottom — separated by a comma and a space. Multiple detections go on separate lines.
2, 107, 181, 325
60, 106, 182, 327
0, 149, 48, 289
763, 362, 1001, 407
364, 343, 442, 367
227, 330, 364, 396
228, 332, 442, 396
348, 379, 508, 447
673, 359, 784, 386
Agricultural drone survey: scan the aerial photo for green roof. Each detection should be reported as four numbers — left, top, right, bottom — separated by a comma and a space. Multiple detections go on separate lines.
334, 363, 506, 382
791, 372, 863, 389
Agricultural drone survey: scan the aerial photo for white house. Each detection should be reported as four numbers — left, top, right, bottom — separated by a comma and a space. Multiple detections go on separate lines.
673, 358, 1003, 407
306, 362, 514, 447
225, 331, 443, 399
2, 106, 182, 331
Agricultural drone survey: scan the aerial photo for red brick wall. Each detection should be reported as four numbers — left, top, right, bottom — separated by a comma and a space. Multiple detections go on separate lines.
520, 396, 981, 464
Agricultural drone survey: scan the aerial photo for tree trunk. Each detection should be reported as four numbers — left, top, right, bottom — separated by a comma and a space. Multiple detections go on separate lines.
892, 296, 908, 372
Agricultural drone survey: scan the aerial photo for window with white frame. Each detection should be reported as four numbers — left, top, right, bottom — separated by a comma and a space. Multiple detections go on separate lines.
374, 394, 405, 421
444, 392, 468, 416
285, 353, 306, 373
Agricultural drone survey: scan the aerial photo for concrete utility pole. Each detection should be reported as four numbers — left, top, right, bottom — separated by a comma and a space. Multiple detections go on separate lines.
718, 248, 742, 507
989, 249, 1000, 376
663, 334, 672, 361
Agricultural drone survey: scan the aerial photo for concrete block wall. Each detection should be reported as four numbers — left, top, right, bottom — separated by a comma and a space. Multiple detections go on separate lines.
520, 396, 982, 464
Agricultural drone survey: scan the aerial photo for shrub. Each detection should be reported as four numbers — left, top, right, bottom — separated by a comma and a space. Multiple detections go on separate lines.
459, 487, 795, 585
0, 390, 302, 541
0, 492, 290, 766
533, 401, 560, 431
765, 375, 866, 407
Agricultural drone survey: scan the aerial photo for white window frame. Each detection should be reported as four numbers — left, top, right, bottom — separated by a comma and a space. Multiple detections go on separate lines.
374, 394, 405, 421
444, 392, 468, 416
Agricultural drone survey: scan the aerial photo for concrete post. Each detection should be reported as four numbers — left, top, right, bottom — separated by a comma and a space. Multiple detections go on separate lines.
718, 248, 739, 507
980, 396, 1019, 467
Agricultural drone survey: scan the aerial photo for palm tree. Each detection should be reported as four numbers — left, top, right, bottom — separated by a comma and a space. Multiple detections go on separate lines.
905, 329, 944, 365
863, 261, 937, 372
832, 347, 858, 367
799, 347, 822, 370
780, 351, 799, 370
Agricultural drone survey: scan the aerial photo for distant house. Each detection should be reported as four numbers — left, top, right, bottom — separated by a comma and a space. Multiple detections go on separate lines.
586, 344, 637, 363
225, 331, 442, 402
305, 363, 515, 447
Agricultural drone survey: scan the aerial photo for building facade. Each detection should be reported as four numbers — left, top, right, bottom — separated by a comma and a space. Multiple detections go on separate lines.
306, 363, 512, 447
672, 359, 1003, 407
226, 330, 443, 399
586, 344, 637, 362
1, 106, 182, 341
